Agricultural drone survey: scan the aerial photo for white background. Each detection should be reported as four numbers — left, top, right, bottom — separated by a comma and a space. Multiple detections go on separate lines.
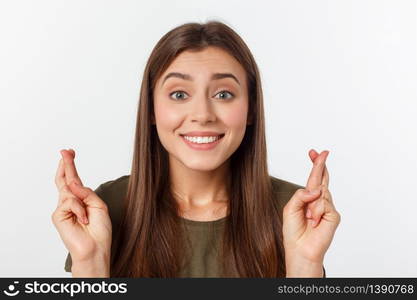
0, 0, 416, 277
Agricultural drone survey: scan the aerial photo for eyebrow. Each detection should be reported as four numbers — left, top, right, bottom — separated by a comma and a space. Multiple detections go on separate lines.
161, 72, 241, 86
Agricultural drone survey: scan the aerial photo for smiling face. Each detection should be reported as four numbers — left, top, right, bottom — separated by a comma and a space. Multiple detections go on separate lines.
152, 46, 251, 172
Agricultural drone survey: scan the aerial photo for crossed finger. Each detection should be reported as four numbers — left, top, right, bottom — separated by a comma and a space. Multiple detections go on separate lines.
305, 149, 335, 226
304, 149, 329, 219
308, 149, 329, 188
60, 149, 83, 187
306, 149, 329, 191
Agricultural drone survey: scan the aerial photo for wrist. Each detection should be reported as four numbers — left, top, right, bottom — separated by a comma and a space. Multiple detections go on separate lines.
285, 256, 324, 278
71, 252, 110, 278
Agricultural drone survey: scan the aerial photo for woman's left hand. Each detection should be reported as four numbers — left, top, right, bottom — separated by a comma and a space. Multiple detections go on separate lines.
282, 149, 341, 277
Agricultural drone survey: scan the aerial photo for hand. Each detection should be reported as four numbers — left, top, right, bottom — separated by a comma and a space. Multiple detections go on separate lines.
51, 149, 112, 265
282, 149, 341, 276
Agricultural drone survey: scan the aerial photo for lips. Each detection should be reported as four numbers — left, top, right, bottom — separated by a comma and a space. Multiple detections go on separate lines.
180, 133, 225, 150
183, 134, 224, 142
180, 134, 225, 139
180, 131, 225, 137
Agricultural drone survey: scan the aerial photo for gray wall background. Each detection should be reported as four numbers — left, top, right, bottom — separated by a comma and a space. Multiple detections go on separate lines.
0, 0, 416, 277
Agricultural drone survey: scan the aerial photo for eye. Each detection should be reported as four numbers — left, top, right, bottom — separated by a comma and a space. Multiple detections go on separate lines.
169, 90, 189, 101
214, 90, 234, 100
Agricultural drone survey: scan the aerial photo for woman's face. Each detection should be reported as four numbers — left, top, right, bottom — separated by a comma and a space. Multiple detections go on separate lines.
153, 46, 250, 171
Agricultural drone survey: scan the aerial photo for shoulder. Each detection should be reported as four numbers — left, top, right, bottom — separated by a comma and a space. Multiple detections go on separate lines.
95, 175, 130, 199
269, 175, 305, 209
94, 175, 130, 230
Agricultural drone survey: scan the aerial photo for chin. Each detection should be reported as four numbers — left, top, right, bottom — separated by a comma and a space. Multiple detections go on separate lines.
182, 158, 224, 172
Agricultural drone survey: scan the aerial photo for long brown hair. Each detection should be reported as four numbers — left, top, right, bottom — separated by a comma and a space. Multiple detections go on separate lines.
110, 20, 286, 277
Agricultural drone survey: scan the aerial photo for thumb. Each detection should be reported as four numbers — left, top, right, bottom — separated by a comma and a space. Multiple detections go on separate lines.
284, 188, 321, 214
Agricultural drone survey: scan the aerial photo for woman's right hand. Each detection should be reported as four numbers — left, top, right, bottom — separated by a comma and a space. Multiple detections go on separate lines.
52, 149, 112, 265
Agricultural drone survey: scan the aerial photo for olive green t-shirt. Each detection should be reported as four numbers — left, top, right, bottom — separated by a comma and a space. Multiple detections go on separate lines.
64, 175, 326, 277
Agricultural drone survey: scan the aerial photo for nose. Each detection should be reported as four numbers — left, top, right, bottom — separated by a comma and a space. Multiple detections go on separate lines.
190, 96, 216, 124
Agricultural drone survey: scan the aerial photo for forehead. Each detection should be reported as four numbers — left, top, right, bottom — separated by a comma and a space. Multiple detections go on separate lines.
160, 46, 246, 82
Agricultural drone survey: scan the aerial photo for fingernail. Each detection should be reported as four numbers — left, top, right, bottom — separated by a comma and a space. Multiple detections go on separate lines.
306, 209, 312, 218
83, 217, 89, 224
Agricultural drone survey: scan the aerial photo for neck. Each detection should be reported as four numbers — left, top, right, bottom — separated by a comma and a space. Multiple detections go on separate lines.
169, 155, 230, 208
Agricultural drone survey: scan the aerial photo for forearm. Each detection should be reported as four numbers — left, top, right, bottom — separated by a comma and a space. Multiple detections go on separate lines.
71, 253, 110, 278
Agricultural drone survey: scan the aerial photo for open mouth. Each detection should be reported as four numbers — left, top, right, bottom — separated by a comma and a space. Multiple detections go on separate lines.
180, 133, 225, 150
180, 134, 225, 144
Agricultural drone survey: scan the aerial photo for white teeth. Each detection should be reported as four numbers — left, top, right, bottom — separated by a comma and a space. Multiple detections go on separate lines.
183, 135, 221, 144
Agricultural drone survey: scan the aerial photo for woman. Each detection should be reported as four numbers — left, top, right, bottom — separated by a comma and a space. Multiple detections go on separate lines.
52, 21, 340, 278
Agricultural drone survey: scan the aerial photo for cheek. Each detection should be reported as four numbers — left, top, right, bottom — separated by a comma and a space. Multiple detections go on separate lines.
221, 101, 248, 131
154, 100, 183, 132
154, 100, 184, 152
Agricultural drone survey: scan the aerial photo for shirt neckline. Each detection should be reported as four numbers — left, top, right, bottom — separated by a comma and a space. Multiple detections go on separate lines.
178, 215, 228, 227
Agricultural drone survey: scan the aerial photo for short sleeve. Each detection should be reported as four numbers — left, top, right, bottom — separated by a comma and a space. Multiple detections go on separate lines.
64, 252, 72, 272
63, 184, 105, 273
